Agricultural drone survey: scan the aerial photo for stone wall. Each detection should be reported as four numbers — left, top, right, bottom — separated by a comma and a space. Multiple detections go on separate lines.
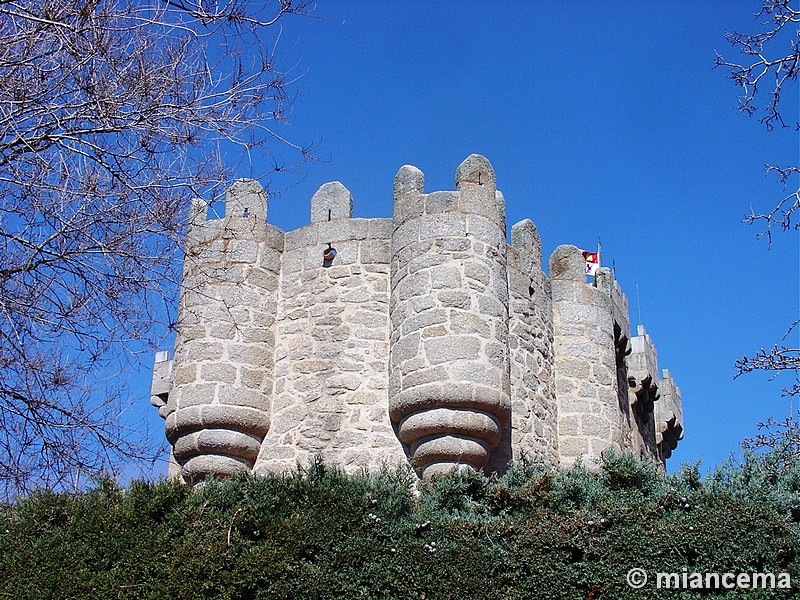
502, 220, 558, 468
152, 155, 685, 483
256, 182, 403, 472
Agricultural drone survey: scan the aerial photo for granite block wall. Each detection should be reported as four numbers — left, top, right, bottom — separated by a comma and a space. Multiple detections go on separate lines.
152, 155, 685, 483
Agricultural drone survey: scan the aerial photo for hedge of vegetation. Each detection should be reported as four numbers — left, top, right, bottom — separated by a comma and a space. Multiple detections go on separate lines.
1, 450, 799, 599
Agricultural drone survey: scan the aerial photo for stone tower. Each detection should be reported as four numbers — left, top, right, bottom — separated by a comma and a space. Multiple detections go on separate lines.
389, 157, 511, 479
151, 155, 684, 482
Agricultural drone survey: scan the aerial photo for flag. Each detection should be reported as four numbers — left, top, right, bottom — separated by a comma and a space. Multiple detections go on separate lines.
581, 249, 600, 276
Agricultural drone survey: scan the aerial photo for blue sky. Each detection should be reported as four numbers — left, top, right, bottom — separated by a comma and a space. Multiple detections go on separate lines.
133, 1, 799, 477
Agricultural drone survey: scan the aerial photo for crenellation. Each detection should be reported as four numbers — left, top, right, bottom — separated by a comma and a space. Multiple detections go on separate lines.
310, 181, 353, 224
225, 178, 268, 222
152, 156, 685, 483
185, 197, 210, 247
629, 325, 658, 376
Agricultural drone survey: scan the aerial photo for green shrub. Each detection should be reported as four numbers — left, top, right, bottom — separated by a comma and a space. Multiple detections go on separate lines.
0, 452, 798, 599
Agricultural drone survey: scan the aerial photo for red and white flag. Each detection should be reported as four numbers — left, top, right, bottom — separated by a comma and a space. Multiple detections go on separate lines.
581, 249, 600, 276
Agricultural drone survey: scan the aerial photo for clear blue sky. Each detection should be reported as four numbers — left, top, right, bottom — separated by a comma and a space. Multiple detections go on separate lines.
133, 1, 800, 477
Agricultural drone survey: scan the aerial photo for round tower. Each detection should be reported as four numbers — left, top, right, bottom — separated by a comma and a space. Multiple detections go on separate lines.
388, 155, 511, 479
549, 246, 620, 467
164, 180, 279, 482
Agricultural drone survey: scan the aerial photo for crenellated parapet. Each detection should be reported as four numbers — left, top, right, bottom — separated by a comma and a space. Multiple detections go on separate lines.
151, 154, 685, 482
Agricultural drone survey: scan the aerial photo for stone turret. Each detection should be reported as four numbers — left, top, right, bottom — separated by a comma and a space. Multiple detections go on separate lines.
388, 156, 511, 479
656, 369, 684, 461
152, 155, 685, 482
626, 325, 660, 457
163, 180, 280, 482
550, 250, 620, 466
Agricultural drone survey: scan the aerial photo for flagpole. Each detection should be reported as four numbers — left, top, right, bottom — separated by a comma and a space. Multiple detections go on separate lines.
597, 236, 602, 271
636, 281, 642, 327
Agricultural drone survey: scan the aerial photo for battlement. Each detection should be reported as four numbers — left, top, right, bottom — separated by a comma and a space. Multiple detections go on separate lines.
153, 155, 684, 482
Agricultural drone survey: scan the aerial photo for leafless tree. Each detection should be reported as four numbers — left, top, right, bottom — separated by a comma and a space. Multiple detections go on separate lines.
716, 0, 800, 454
0, 0, 312, 498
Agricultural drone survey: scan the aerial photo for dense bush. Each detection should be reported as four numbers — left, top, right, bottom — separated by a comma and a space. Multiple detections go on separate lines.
1, 452, 798, 599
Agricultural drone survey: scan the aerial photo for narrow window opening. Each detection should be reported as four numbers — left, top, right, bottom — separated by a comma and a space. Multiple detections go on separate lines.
322, 243, 337, 268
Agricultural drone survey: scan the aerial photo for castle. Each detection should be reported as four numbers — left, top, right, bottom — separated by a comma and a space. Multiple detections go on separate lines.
150, 155, 684, 482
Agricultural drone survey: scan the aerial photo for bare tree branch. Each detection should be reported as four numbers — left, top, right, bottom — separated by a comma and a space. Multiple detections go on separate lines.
718, 4, 800, 461
0, 0, 313, 498
735, 345, 800, 397
742, 414, 800, 466
715, 0, 800, 243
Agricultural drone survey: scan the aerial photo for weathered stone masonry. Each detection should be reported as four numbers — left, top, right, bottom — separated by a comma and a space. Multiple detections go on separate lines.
151, 155, 684, 482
